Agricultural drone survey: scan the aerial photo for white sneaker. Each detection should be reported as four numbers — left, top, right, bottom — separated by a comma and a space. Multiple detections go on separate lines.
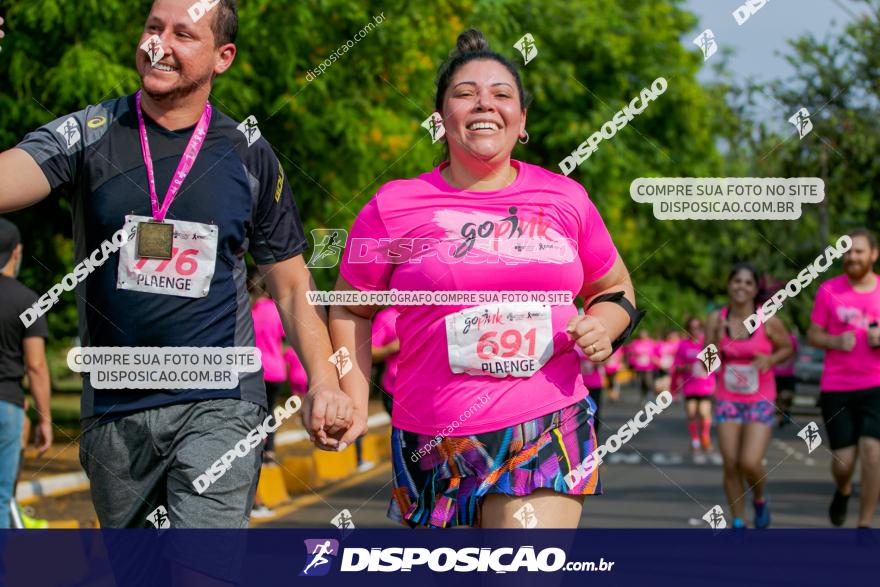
356, 461, 376, 473
251, 505, 275, 519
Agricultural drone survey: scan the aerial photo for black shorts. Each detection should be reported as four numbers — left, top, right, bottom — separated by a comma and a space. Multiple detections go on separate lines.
775, 375, 796, 393
820, 388, 880, 450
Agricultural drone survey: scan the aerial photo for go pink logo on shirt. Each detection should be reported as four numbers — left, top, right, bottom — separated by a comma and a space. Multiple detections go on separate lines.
433, 207, 577, 263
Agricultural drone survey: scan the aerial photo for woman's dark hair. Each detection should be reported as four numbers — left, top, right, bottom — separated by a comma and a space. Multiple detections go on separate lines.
433, 29, 531, 159
727, 262, 762, 303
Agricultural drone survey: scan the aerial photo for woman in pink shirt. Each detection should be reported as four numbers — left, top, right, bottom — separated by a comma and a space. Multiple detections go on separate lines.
626, 331, 656, 402
653, 331, 680, 396
671, 316, 715, 453
312, 29, 644, 528
706, 263, 793, 529
604, 347, 624, 401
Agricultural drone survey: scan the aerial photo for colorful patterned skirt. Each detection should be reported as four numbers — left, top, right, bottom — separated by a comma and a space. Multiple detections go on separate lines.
387, 395, 601, 528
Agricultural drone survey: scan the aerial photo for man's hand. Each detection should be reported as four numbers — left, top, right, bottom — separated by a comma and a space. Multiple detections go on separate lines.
34, 418, 52, 455
312, 408, 368, 453
836, 331, 856, 352
302, 384, 354, 450
567, 314, 613, 362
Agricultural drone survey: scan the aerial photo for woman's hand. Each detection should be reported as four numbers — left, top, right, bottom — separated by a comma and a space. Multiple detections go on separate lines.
311, 407, 369, 452
752, 353, 775, 372
567, 314, 613, 362
302, 384, 354, 450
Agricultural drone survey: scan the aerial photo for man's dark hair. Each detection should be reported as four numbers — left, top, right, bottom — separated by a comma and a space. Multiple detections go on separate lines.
849, 227, 878, 251
212, 0, 238, 46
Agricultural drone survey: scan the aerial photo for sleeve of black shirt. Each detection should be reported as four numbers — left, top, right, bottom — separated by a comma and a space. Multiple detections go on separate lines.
245, 139, 309, 264
15, 108, 92, 190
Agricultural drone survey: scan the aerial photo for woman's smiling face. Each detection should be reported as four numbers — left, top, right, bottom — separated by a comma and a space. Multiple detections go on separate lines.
727, 268, 758, 305
440, 59, 526, 164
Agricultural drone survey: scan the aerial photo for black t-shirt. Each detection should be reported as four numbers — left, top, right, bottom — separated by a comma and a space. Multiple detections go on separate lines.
0, 275, 49, 407
16, 94, 308, 419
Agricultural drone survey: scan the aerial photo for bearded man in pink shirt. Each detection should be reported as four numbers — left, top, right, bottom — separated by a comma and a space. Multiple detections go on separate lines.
808, 228, 880, 528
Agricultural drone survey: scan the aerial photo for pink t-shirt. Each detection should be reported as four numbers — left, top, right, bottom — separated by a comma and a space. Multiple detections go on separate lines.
371, 307, 401, 395
672, 337, 715, 397
251, 298, 286, 382
655, 338, 679, 371
626, 339, 655, 371
774, 334, 798, 377
810, 274, 880, 391
283, 347, 308, 394
717, 307, 776, 403
604, 348, 624, 374
340, 160, 619, 435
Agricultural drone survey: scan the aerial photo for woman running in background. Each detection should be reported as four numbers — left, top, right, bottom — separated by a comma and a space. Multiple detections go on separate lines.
671, 316, 715, 453
774, 330, 799, 429
626, 330, 656, 402
604, 347, 624, 402
654, 330, 680, 397
706, 263, 793, 529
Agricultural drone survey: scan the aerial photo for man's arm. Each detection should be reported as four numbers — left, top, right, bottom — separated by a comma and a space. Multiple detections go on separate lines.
23, 336, 52, 454
807, 322, 853, 352
258, 255, 352, 448
0, 149, 52, 212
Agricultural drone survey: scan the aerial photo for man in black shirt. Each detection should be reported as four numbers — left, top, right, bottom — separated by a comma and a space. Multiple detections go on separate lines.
0, 0, 356, 539
0, 218, 52, 528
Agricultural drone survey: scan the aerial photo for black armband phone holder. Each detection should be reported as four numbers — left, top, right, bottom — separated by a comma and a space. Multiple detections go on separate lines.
586, 291, 646, 352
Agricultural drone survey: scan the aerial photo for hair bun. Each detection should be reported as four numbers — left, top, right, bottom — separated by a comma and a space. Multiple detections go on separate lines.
455, 29, 490, 55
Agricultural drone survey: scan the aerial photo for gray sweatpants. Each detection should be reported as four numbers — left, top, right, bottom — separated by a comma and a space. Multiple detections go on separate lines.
80, 398, 266, 529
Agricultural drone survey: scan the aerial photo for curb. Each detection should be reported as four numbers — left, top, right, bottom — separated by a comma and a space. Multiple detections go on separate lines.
17, 411, 393, 503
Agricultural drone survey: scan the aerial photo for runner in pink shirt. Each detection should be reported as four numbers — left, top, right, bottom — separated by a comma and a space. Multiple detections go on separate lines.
250, 288, 287, 462
807, 229, 880, 528
313, 29, 644, 529
626, 331, 655, 402
371, 307, 400, 415
670, 316, 715, 453
654, 331, 680, 398
283, 347, 308, 396
706, 263, 793, 529
604, 347, 624, 401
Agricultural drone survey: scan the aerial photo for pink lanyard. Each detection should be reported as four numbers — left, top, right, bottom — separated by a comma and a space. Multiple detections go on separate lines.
135, 90, 213, 222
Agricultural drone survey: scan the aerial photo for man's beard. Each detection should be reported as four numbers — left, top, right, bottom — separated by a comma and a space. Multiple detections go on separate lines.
143, 70, 213, 103
845, 260, 872, 280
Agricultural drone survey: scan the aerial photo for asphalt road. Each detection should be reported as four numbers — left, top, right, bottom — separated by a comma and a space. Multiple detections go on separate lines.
261, 386, 846, 529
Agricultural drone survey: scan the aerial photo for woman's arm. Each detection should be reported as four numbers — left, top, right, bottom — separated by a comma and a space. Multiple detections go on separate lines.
757, 316, 794, 372
569, 255, 638, 362
327, 275, 381, 448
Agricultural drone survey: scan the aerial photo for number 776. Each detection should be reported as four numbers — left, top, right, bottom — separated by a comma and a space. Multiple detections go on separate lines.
135, 248, 199, 276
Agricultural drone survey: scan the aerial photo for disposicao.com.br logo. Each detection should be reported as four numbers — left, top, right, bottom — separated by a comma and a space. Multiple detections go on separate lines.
299, 541, 613, 574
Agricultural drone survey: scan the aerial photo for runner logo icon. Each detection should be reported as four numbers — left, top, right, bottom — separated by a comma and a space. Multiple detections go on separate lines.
702, 505, 727, 530
513, 33, 538, 65
788, 107, 813, 139
422, 112, 445, 143
697, 344, 720, 374
693, 29, 717, 61
301, 539, 339, 576
237, 115, 262, 147
797, 421, 822, 454
306, 229, 348, 268
55, 118, 81, 150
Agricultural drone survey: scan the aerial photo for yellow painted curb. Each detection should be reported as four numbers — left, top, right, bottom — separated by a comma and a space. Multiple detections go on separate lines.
281, 456, 321, 494
360, 433, 390, 462
256, 463, 290, 508
47, 519, 80, 528
313, 444, 357, 481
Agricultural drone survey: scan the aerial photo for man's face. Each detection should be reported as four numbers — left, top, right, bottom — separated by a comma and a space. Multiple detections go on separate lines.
136, 0, 231, 101
843, 235, 878, 280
